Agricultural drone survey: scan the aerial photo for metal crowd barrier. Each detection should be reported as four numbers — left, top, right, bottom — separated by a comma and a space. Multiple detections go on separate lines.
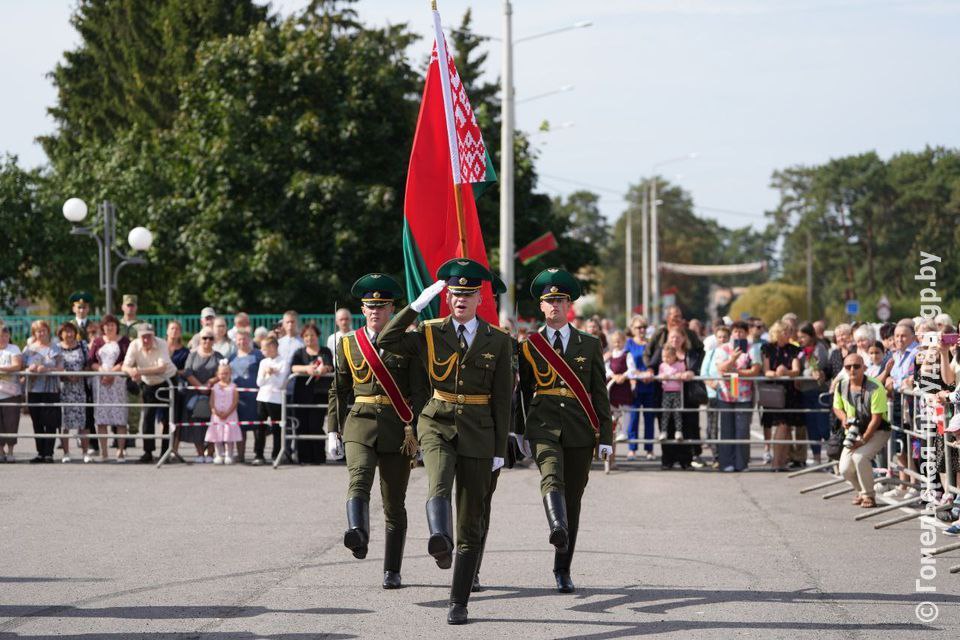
0, 370, 175, 460
273, 372, 331, 469
786, 385, 960, 575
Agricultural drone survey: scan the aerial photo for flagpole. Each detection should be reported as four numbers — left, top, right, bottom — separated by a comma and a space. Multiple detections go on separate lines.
432, 0, 468, 258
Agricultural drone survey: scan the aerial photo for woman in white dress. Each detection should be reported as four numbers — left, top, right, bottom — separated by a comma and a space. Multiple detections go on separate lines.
88, 315, 130, 462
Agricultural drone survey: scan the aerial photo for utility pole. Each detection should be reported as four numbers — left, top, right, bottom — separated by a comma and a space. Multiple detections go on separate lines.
640, 182, 649, 318
499, 0, 515, 322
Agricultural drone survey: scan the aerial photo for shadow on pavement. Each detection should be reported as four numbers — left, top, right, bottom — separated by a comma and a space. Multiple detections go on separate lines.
0, 605, 371, 620
0, 635, 355, 640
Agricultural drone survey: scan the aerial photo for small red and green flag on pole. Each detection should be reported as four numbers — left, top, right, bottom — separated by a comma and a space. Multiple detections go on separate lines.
516, 231, 558, 265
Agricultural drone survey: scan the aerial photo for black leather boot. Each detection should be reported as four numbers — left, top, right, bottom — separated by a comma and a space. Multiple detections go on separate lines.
382, 527, 405, 589
425, 497, 454, 569
553, 524, 578, 593
343, 498, 369, 560
447, 550, 480, 625
472, 543, 485, 592
543, 491, 569, 552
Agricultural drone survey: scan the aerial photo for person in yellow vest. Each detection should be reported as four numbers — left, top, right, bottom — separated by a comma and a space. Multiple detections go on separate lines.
326, 274, 428, 589
378, 258, 513, 625
518, 268, 613, 593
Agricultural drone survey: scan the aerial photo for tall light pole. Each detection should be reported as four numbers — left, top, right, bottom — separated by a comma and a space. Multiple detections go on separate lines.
500, 0, 515, 322
639, 183, 649, 318
499, 5, 592, 321
63, 198, 153, 315
649, 153, 697, 323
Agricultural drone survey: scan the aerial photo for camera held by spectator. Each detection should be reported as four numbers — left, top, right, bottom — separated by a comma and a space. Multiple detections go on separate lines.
842, 416, 861, 449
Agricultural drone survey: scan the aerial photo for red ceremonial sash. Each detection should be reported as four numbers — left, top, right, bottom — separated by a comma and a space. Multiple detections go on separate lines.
527, 332, 601, 435
354, 329, 414, 425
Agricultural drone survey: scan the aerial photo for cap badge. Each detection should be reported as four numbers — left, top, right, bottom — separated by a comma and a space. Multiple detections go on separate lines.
459, 277, 467, 285
373, 292, 381, 299
548, 268, 558, 273
550, 286, 559, 293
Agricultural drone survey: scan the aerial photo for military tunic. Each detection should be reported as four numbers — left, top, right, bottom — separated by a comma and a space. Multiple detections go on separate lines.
378, 305, 513, 552
327, 328, 428, 531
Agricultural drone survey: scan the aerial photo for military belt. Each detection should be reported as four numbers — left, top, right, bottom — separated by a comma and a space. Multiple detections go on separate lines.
433, 389, 491, 405
353, 395, 394, 406
535, 387, 573, 398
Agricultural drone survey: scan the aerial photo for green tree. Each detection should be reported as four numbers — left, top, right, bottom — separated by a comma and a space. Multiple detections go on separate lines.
42, 0, 269, 161
729, 282, 807, 327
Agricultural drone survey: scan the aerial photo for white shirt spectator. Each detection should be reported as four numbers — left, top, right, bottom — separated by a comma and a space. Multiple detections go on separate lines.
0, 342, 22, 398
256, 356, 290, 404
278, 335, 304, 364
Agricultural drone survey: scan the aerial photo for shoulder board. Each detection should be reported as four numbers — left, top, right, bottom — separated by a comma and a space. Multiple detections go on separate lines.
491, 325, 511, 335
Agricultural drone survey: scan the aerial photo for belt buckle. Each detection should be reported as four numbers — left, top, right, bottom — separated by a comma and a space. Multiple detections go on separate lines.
375, 394, 381, 404
456, 393, 465, 404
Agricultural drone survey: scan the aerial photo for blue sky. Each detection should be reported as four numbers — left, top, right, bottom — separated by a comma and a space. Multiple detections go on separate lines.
1, 0, 957, 230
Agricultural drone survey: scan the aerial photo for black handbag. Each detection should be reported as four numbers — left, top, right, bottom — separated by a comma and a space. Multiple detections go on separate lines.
757, 383, 786, 409
685, 381, 708, 406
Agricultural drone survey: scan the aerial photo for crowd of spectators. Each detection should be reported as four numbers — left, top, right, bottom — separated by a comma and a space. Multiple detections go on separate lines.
1, 296, 958, 531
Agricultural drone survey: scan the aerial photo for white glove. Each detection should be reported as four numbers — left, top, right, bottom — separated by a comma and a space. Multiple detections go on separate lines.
492, 456, 505, 472
512, 433, 532, 458
326, 432, 344, 460
411, 279, 447, 312
598, 444, 613, 460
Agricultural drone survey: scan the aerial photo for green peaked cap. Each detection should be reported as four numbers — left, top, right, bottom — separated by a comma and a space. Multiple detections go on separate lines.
530, 268, 581, 302
350, 273, 404, 307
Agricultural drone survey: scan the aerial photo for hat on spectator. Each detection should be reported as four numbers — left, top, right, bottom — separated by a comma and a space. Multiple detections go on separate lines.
200, 306, 216, 319
69, 291, 94, 305
530, 268, 581, 302
137, 323, 155, 336
122, 294, 138, 305
351, 273, 404, 308
436, 258, 491, 294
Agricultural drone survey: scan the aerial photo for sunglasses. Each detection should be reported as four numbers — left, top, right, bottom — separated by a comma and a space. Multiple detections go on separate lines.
201, 336, 214, 341
844, 364, 862, 370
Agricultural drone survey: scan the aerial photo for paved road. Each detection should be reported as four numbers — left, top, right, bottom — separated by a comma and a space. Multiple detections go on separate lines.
1, 456, 958, 639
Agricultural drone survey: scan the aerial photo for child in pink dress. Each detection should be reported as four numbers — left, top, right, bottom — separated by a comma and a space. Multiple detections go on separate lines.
206, 361, 241, 464
657, 345, 687, 442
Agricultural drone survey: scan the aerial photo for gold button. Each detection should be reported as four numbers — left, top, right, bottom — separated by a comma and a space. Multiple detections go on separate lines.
559, 380, 566, 386
458, 380, 464, 385
560, 402, 565, 408
457, 409, 463, 415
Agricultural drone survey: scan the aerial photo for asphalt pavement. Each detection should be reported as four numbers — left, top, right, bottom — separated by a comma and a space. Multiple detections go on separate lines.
1, 453, 958, 639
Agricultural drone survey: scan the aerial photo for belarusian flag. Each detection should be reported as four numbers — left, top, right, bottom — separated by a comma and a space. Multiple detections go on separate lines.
516, 231, 558, 265
401, 6, 498, 324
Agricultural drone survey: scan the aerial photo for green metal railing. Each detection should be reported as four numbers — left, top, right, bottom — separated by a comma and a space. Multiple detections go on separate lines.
0, 314, 363, 343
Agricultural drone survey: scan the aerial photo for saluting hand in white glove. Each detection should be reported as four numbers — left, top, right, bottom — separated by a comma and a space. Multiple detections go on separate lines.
411, 279, 447, 313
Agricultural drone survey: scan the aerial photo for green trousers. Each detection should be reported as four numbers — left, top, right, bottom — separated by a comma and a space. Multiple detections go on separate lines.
533, 441, 593, 532
420, 431, 491, 553
345, 441, 412, 532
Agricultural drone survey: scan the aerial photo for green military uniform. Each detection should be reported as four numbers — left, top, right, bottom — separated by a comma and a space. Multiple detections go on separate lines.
68, 291, 95, 342
473, 272, 521, 592
517, 268, 612, 593
377, 258, 512, 625
327, 274, 428, 589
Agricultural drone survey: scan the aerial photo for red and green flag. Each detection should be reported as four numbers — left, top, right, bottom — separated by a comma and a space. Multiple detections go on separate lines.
401, 6, 498, 324
516, 231, 558, 265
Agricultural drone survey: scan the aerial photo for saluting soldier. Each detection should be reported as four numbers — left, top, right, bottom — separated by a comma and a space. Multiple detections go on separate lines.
518, 268, 613, 593
378, 258, 513, 625
326, 274, 429, 590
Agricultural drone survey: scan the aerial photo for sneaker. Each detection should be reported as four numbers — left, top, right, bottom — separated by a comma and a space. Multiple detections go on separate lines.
83, 454, 93, 464
657, 432, 667, 442
115, 455, 126, 464
722, 465, 736, 472
251, 457, 265, 466
675, 432, 684, 442
195, 455, 206, 464
945, 524, 960, 536
883, 487, 904, 499
213, 456, 224, 465
224, 456, 234, 465
61, 456, 72, 464
762, 451, 772, 464
644, 452, 656, 461
690, 458, 705, 469
615, 431, 628, 443
903, 489, 920, 500
204, 455, 215, 464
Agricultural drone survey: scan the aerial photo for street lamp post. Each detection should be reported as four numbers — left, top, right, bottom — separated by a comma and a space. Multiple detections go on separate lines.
62, 198, 153, 315
499, 2, 591, 321
648, 153, 697, 322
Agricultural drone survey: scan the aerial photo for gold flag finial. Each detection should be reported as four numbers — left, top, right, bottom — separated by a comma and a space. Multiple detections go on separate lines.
431, 0, 438, 10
